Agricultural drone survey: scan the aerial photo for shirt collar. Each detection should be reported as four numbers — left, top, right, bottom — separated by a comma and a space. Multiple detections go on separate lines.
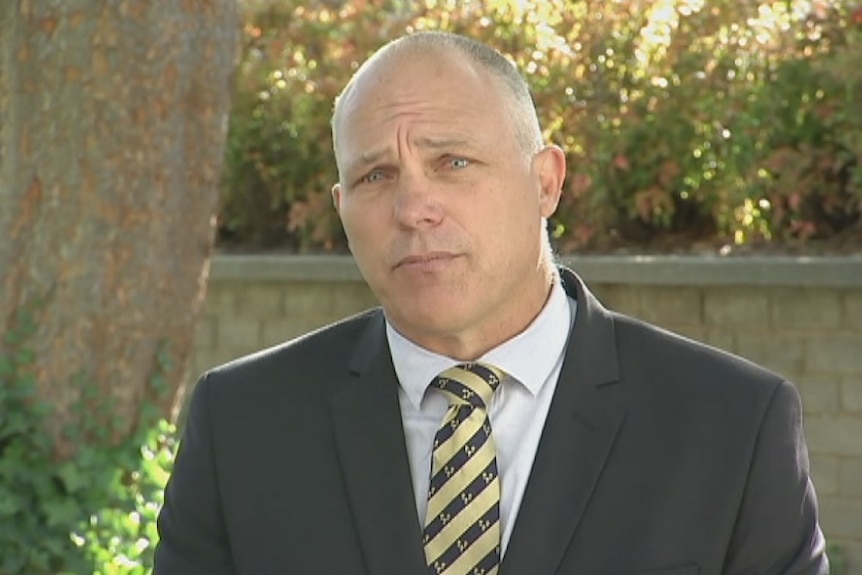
387, 278, 572, 410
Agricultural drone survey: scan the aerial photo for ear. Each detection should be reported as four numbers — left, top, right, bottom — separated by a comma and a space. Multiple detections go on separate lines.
331, 182, 343, 214
533, 145, 566, 218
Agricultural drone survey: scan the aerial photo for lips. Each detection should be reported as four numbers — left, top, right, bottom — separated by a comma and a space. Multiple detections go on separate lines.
394, 252, 459, 269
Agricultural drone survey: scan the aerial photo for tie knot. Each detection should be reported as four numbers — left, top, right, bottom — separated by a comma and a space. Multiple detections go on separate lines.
431, 362, 505, 409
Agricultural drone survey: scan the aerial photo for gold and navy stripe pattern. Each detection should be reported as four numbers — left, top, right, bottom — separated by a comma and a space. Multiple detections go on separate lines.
423, 363, 504, 575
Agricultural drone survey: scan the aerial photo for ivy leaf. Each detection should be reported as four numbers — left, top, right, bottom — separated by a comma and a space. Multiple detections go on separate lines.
44, 497, 84, 528
58, 462, 89, 494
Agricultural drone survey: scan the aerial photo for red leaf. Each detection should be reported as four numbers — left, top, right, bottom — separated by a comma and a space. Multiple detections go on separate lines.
613, 154, 631, 171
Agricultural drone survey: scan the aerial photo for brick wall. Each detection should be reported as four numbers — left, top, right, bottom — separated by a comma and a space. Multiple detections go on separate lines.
193, 255, 862, 570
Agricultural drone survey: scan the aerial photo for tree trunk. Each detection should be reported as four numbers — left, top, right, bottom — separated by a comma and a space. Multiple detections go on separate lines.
0, 0, 239, 457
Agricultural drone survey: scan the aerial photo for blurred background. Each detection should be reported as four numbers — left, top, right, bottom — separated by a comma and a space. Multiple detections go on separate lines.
0, 1, 859, 573
221, 0, 861, 254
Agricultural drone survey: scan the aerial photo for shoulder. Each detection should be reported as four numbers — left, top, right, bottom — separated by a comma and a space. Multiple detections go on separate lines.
195, 307, 383, 402
598, 311, 806, 476
609, 310, 788, 408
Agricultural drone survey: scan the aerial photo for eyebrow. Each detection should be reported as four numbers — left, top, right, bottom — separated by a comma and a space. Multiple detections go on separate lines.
344, 137, 477, 178
347, 149, 389, 175
414, 136, 473, 150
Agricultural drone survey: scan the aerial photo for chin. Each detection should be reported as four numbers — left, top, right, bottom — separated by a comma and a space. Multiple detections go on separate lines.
393, 301, 466, 337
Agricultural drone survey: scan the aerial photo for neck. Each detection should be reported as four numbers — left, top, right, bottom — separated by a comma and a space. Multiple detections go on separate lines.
422, 265, 556, 361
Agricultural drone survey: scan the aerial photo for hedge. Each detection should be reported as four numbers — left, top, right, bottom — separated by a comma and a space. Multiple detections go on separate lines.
218, 0, 862, 253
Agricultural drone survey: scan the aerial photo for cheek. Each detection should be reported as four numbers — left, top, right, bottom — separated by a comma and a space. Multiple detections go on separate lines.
495, 180, 542, 225
339, 205, 367, 248
495, 189, 545, 254
340, 202, 388, 256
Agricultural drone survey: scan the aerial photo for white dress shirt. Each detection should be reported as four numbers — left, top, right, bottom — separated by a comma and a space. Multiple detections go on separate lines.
386, 278, 575, 555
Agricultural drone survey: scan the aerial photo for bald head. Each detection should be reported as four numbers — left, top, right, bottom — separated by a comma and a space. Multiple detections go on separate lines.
331, 31, 544, 160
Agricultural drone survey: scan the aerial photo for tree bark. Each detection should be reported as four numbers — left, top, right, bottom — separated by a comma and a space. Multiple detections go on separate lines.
0, 0, 239, 456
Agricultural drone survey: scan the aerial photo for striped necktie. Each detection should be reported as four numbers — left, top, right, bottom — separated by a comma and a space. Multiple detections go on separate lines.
423, 362, 504, 575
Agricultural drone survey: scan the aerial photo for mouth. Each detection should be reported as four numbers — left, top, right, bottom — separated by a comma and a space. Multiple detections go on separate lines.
394, 252, 459, 270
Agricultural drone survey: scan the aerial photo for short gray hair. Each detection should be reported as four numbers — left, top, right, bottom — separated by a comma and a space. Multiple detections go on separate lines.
331, 31, 544, 155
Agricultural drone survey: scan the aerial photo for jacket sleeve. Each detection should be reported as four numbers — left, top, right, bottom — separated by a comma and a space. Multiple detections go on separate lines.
723, 378, 829, 575
153, 373, 237, 575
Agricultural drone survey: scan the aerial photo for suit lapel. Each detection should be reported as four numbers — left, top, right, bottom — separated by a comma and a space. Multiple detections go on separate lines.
501, 269, 625, 575
329, 312, 427, 575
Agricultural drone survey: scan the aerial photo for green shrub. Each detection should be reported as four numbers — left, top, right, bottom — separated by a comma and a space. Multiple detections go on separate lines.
78, 420, 175, 575
220, 0, 861, 253
739, 10, 862, 245
0, 305, 177, 575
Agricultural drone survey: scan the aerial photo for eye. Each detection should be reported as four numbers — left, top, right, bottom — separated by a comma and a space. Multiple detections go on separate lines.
357, 169, 387, 186
446, 157, 470, 169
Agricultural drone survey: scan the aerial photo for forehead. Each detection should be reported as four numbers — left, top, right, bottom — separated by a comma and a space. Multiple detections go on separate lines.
335, 50, 512, 157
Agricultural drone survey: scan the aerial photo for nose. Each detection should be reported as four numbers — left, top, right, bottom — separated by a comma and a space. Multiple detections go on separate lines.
392, 172, 444, 230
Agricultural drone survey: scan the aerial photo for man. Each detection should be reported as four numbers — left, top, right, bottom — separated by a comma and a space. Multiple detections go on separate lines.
154, 31, 828, 574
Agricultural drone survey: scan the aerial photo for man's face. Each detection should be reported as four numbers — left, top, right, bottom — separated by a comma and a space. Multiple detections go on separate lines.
332, 49, 564, 359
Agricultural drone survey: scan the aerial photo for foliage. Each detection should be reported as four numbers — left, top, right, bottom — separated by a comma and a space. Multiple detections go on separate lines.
220, 0, 861, 253
827, 542, 847, 575
0, 304, 177, 575
77, 420, 175, 575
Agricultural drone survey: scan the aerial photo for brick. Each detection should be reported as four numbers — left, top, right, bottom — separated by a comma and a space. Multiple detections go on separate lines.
664, 328, 736, 356
806, 337, 862, 376
194, 317, 216, 350
665, 325, 706, 345
809, 454, 841, 496
330, 282, 378, 316
798, 375, 842, 414
840, 457, 862, 499
704, 288, 769, 327
260, 318, 295, 348
203, 283, 239, 318
237, 284, 284, 319
736, 334, 805, 377
217, 317, 261, 352
844, 292, 862, 330
805, 415, 862, 457
591, 284, 641, 317
818, 497, 862, 539
702, 330, 735, 354
637, 286, 702, 327
261, 317, 332, 347
200, 297, 217, 319
843, 378, 862, 413
189, 351, 210, 379
191, 348, 245, 376
284, 282, 334, 316
771, 288, 842, 330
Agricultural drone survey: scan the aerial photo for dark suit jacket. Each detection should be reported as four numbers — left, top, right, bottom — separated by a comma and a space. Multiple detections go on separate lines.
154, 268, 828, 575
